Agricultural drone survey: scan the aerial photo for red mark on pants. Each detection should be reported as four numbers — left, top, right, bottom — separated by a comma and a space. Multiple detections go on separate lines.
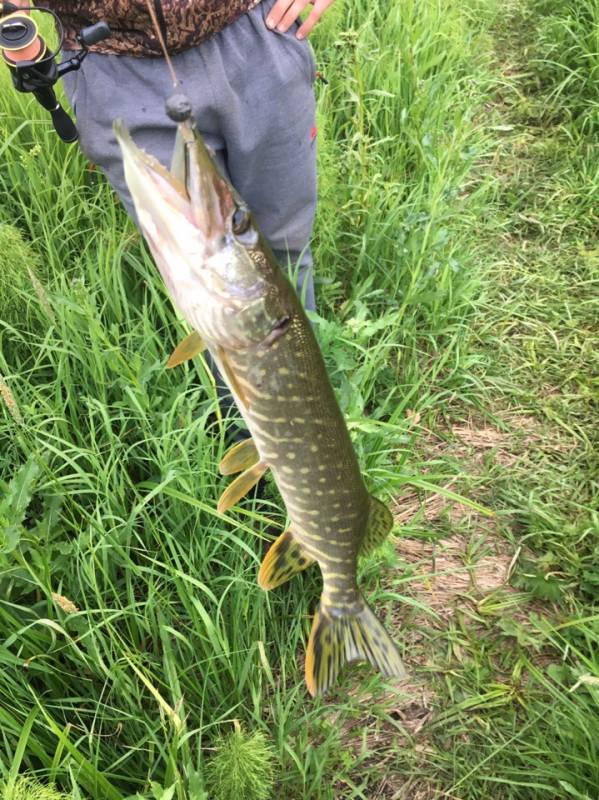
310, 125, 318, 141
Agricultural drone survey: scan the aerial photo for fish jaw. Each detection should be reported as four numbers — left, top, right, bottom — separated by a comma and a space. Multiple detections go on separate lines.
113, 119, 232, 265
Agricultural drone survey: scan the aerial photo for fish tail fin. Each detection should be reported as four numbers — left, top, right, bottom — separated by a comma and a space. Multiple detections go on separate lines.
304, 597, 406, 697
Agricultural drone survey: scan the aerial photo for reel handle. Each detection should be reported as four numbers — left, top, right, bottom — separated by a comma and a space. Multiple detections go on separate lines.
33, 86, 77, 142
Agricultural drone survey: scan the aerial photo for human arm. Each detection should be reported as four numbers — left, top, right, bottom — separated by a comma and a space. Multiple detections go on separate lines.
266, 0, 336, 39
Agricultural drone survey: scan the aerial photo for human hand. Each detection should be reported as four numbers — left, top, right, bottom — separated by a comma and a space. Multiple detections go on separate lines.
266, 0, 336, 39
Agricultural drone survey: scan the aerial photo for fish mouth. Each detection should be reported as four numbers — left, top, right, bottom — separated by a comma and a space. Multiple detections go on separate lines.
113, 119, 235, 261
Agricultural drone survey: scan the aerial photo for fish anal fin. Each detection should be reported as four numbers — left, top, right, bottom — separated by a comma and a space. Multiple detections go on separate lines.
166, 331, 205, 368
305, 599, 406, 697
219, 437, 260, 476
217, 461, 268, 513
360, 496, 394, 556
258, 528, 314, 590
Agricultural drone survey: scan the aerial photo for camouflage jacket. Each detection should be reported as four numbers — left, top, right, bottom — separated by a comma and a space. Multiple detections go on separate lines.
42, 1, 262, 56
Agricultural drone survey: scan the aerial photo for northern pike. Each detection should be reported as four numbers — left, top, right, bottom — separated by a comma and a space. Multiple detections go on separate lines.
114, 93, 406, 696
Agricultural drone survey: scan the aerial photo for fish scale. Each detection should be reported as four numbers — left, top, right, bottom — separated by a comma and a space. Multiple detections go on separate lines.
114, 111, 407, 697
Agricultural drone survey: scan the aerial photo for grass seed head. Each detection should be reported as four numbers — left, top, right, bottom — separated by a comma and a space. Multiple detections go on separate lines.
51, 593, 79, 615
0, 374, 23, 426
0, 223, 44, 326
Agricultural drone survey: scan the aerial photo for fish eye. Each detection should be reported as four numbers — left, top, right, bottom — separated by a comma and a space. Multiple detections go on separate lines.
233, 206, 251, 235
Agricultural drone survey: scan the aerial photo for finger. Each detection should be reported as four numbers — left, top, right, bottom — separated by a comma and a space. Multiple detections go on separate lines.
265, 0, 293, 29
296, 0, 333, 38
276, 0, 311, 33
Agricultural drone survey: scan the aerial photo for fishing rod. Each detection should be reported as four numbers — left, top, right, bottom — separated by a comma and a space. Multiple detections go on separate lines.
0, 2, 111, 142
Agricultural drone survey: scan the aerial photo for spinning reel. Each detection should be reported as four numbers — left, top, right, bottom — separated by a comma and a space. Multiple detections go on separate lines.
0, 2, 110, 142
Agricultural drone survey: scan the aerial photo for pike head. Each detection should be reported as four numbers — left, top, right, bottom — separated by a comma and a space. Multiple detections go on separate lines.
114, 118, 291, 350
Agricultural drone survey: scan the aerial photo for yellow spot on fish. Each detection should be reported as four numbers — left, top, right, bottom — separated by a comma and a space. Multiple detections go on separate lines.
310, 445, 318, 453
316, 490, 324, 497
318, 478, 326, 484
282, 466, 294, 474
318, 465, 326, 471
278, 367, 290, 375
287, 452, 296, 460
300, 467, 309, 475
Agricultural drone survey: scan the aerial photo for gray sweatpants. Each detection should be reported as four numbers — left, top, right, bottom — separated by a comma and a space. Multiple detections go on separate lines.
61, 0, 317, 309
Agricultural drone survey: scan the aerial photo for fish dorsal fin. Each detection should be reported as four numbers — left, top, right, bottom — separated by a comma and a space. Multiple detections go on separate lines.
258, 527, 314, 590
166, 330, 205, 368
360, 495, 394, 556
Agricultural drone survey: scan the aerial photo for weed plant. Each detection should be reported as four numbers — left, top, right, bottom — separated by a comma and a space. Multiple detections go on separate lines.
206, 726, 275, 800
3, 776, 71, 800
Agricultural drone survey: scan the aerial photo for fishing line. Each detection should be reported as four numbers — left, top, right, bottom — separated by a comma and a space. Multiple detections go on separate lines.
145, 0, 179, 87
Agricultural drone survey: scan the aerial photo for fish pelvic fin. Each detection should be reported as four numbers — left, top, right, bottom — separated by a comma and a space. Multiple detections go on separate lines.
219, 437, 259, 476
304, 599, 406, 697
217, 461, 268, 513
360, 495, 394, 556
258, 527, 314, 590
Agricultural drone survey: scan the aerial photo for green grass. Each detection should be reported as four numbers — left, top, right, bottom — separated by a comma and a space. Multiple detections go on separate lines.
1, 0, 598, 797
396, 1, 599, 796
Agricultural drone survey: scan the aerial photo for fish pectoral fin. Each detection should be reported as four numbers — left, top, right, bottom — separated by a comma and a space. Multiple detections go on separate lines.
217, 347, 251, 410
359, 495, 394, 556
258, 527, 314, 590
166, 331, 206, 368
305, 599, 407, 697
217, 461, 268, 513
219, 437, 260, 476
